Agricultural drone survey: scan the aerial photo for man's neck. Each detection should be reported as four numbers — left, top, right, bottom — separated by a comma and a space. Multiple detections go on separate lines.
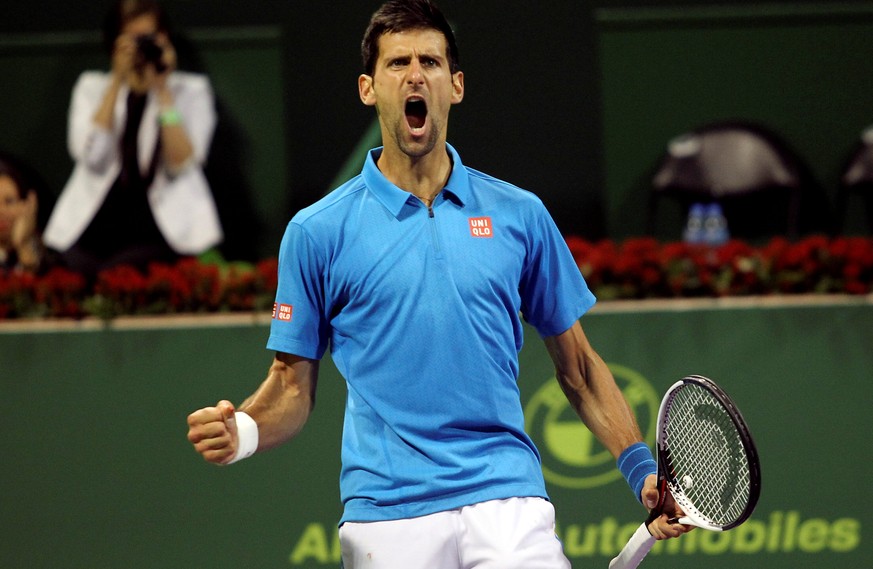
377, 144, 452, 206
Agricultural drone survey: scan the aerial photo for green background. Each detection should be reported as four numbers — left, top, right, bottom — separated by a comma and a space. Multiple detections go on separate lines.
2, 299, 870, 568
597, 4, 873, 238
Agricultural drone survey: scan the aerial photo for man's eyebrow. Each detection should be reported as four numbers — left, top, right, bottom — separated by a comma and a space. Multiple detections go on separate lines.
383, 50, 445, 63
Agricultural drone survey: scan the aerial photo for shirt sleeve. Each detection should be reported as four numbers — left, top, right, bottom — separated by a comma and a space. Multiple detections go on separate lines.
518, 203, 596, 338
266, 221, 331, 359
67, 72, 117, 172
173, 74, 216, 165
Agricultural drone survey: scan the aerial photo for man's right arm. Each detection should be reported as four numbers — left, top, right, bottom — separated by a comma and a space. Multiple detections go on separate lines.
187, 352, 320, 464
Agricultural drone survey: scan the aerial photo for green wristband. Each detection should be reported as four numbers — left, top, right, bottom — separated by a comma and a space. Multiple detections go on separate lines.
159, 108, 182, 126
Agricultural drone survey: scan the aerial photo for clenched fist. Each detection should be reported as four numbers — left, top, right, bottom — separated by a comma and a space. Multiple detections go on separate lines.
186, 400, 239, 465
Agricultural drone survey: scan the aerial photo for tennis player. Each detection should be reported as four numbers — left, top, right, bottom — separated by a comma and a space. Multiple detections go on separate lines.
187, 1, 687, 566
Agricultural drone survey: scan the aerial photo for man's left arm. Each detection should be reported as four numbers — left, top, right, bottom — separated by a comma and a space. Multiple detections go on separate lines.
543, 320, 640, 457
543, 320, 688, 539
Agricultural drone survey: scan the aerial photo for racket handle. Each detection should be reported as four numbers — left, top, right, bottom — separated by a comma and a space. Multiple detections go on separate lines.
608, 523, 656, 569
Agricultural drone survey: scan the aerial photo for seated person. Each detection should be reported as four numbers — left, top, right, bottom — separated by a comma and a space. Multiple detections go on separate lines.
0, 154, 43, 274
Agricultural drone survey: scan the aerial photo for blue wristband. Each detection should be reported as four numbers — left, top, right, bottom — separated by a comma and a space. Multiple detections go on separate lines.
617, 442, 657, 503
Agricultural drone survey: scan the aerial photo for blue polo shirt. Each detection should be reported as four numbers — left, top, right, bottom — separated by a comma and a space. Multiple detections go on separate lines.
267, 144, 595, 523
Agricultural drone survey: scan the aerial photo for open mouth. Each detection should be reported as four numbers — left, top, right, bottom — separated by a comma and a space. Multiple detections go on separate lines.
405, 98, 428, 130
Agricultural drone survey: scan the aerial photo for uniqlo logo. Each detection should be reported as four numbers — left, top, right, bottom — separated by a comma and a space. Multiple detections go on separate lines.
272, 303, 293, 321
468, 217, 493, 238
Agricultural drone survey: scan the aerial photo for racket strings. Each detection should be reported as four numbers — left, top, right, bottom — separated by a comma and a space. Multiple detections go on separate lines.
663, 386, 752, 526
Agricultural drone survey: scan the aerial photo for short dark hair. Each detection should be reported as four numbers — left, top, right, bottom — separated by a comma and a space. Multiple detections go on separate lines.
101, 0, 171, 55
0, 154, 28, 200
361, 0, 460, 76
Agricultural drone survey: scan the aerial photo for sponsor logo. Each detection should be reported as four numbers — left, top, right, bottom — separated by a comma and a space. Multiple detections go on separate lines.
287, 512, 862, 565
468, 216, 493, 238
273, 303, 293, 321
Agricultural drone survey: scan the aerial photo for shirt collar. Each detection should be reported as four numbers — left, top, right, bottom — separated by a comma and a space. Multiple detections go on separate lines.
362, 143, 470, 218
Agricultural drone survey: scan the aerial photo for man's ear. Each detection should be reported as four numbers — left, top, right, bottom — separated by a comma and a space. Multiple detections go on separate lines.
451, 71, 464, 104
359, 74, 376, 106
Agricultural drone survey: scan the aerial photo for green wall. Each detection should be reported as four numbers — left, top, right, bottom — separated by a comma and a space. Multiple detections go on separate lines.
598, 3, 873, 239
2, 299, 870, 568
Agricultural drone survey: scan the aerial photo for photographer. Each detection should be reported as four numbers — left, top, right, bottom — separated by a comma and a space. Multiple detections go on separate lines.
44, 0, 222, 280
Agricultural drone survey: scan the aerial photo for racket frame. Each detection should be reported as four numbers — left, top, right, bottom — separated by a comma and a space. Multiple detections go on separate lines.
649, 374, 762, 532
609, 374, 762, 569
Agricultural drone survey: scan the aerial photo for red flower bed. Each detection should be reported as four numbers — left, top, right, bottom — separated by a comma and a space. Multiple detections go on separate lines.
565, 235, 873, 300
0, 268, 87, 319
1, 236, 871, 320
1, 258, 279, 320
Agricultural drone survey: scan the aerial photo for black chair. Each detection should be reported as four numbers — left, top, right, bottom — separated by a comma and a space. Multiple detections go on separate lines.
835, 126, 873, 234
647, 121, 828, 241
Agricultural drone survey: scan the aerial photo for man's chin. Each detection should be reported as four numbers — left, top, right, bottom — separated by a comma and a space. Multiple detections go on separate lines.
398, 134, 439, 159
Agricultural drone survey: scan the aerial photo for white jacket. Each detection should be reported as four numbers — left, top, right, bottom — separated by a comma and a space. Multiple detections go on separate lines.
44, 70, 223, 254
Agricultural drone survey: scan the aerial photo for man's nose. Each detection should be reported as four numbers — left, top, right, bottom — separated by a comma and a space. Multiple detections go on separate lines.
407, 60, 424, 84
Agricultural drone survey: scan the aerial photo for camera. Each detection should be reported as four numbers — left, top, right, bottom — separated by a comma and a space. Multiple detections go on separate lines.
135, 34, 167, 73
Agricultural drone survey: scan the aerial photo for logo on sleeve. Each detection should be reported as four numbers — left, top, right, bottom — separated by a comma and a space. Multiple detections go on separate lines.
272, 303, 293, 321
468, 217, 493, 238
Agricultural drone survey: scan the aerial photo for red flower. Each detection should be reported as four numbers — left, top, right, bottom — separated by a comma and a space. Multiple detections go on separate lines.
2, 235, 871, 321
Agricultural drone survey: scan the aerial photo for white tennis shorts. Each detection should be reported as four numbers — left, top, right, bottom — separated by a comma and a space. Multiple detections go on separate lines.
339, 497, 571, 569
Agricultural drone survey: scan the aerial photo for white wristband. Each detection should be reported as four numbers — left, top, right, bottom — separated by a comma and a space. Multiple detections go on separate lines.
227, 411, 258, 465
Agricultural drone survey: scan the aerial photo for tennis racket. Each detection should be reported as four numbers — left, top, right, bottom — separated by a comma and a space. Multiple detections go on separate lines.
609, 375, 761, 569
